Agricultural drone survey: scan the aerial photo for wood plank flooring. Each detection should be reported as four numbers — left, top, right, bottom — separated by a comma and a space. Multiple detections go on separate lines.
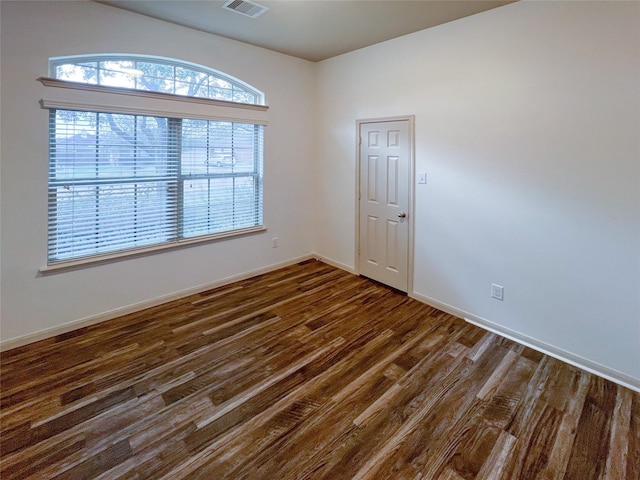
1, 259, 638, 479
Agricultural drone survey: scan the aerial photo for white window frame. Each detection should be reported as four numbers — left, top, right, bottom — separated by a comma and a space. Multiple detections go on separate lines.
39, 55, 269, 272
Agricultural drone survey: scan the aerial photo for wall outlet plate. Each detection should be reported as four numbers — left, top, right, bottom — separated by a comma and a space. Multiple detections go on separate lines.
491, 284, 504, 301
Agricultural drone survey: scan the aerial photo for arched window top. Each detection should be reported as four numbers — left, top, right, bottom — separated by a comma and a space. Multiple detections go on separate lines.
49, 54, 264, 106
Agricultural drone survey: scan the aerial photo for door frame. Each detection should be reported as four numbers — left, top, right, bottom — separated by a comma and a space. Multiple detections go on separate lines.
355, 115, 415, 294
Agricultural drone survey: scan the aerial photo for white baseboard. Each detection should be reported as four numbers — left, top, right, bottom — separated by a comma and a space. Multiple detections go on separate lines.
0, 254, 315, 352
464, 316, 640, 394
409, 292, 470, 319
410, 291, 640, 394
6, 257, 638, 395
312, 254, 356, 274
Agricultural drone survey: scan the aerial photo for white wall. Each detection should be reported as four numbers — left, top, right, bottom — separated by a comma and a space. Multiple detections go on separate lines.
316, 1, 640, 383
0, 1, 316, 342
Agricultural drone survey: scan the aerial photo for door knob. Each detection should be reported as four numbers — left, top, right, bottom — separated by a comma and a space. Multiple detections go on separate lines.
397, 212, 407, 218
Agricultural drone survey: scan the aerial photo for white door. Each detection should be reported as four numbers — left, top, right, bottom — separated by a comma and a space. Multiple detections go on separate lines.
358, 119, 411, 292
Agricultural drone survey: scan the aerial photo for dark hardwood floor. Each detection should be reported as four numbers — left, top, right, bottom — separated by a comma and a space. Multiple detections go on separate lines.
1, 260, 638, 479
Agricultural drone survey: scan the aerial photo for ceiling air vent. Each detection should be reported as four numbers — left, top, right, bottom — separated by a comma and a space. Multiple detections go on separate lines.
223, 0, 269, 19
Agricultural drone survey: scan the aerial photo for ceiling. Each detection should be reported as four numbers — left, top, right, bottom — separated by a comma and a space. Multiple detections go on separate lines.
96, 0, 515, 62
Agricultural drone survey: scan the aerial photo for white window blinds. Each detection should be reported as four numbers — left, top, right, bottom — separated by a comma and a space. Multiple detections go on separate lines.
48, 110, 264, 263
180, 119, 263, 239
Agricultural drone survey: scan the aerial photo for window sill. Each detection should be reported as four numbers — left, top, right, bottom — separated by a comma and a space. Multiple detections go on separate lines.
39, 226, 267, 274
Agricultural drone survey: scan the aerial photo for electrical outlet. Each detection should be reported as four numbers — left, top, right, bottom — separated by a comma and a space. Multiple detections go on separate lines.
491, 284, 504, 301
272, 237, 279, 248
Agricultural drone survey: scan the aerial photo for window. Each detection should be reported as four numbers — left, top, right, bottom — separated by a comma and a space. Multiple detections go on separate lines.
50, 55, 262, 105
41, 55, 267, 266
